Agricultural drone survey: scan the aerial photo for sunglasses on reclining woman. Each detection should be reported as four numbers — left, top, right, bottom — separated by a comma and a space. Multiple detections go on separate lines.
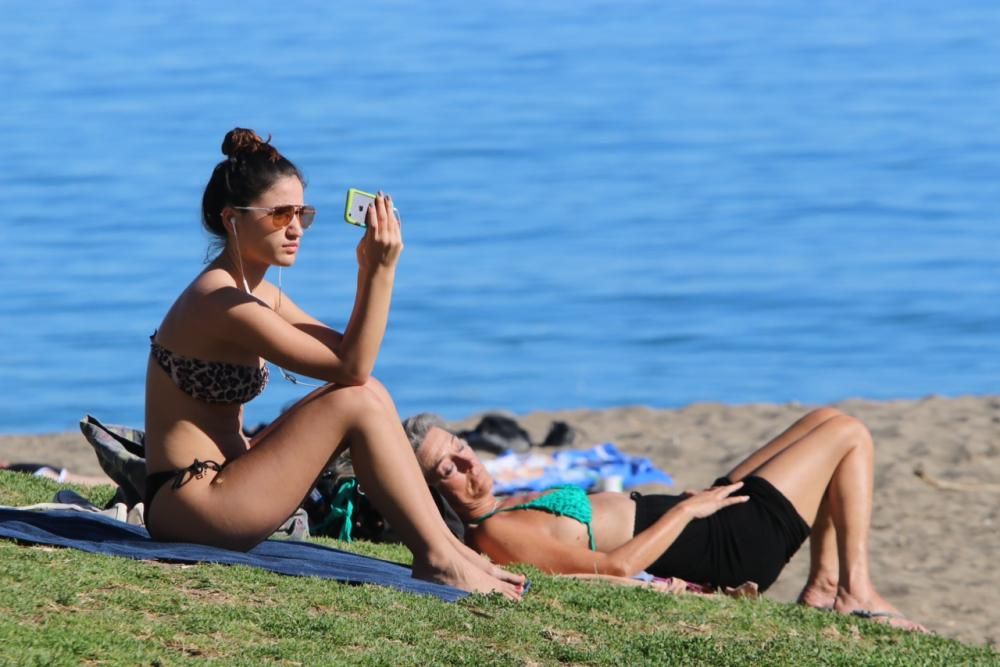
233, 205, 316, 229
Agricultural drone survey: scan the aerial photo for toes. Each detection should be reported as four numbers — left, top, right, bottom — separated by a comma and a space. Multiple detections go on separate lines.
501, 583, 523, 601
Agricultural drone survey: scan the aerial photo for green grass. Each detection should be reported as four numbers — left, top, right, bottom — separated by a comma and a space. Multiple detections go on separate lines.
0, 471, 995, 666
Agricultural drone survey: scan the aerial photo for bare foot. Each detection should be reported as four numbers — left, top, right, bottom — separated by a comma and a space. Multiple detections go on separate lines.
447, 531, 526, 590
484, 561, 526, 590
412, 555, 523, 601
797, 580, 837, 610
833, 591, 928, 633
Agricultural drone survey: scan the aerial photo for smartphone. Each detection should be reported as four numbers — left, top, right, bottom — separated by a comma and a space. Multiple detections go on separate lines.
344, 188, 400, 228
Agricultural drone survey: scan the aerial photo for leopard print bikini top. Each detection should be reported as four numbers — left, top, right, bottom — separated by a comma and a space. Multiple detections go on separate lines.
149, 333, 268, 405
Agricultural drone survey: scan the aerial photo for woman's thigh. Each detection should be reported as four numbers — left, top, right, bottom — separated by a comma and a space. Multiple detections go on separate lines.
749, 415, 869, 525
148, 381, 387, 549
725, 408, 844, 483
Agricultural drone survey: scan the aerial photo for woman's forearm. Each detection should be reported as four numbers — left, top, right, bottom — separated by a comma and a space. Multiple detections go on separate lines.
337, 266, 396, 383
594, 505, 693, 577
592, 483, 749, 577
491, 487, 743, 578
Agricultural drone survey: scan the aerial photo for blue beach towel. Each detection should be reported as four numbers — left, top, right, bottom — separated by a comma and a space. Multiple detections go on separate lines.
484, 443, 673, 495
0, 508, 467, 602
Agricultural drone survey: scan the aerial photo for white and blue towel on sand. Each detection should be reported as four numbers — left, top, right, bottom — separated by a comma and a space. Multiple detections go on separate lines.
484, 443, 673, 495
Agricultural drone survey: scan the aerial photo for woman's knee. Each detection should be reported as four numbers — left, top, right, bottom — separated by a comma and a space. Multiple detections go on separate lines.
356, 375, 383, 390
827, 414, 874, 451
806, 407, 845, 425
313, 381, 386, 419
358, 376, 398, 412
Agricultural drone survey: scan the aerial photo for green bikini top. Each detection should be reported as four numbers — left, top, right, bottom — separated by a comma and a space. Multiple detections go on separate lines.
473, 485, 596, 551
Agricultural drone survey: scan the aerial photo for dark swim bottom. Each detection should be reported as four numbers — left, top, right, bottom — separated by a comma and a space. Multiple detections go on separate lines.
144, 460, 224, 527
631, 475, 810, 592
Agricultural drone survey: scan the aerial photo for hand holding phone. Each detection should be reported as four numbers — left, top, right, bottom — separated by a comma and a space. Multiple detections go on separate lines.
344, 188, 400, 228
351, 189, 404, 272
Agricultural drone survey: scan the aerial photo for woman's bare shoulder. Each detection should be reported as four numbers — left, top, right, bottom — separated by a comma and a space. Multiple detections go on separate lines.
181, 269, 269, 317
186, 266, 243, 298
251, 279, 281, 309
156, 269, 241, 339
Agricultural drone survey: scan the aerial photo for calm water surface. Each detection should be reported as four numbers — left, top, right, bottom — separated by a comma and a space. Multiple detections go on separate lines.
1, 2, 998, 433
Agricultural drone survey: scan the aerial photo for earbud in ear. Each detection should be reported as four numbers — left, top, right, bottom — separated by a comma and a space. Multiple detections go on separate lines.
229, 218, 236, 224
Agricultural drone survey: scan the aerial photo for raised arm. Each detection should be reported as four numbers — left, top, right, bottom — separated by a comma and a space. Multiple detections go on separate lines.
206, 193, 402, 386
338, 193, 403, 383
474, 484, 748, 578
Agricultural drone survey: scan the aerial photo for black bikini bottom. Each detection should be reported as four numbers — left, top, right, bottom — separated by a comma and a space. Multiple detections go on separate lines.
631, 475, 810, 592
144, 459, 224, 527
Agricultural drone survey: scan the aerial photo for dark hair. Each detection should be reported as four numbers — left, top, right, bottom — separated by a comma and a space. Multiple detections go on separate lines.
201, 128, 304, 247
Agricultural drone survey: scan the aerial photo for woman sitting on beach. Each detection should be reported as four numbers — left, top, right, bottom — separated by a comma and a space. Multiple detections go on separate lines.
143, 128, 523, 598
404, 409, 926, 630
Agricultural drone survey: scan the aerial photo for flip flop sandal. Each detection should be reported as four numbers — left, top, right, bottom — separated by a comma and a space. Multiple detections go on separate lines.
850, 609, 904, 621
849, 609, 929, 633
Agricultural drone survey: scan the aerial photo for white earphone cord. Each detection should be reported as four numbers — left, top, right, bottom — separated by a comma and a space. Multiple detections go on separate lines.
230, 217, 318, 388
229, 219, 253, 294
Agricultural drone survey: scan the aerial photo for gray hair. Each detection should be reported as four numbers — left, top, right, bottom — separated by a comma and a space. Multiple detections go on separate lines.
401, 412, 449, 454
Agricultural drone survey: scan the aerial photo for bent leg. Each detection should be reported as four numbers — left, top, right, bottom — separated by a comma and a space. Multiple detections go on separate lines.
319, 377, 525, 588
148, 381, 520, 598
741, 414, 869, 526
797, 494, 838, 608
725, 407, 844, 483
744, 415, 925, 631
722, 408, 846, 606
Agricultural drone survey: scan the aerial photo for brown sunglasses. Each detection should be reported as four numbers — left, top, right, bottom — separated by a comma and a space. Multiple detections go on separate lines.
233, 205, 316, 229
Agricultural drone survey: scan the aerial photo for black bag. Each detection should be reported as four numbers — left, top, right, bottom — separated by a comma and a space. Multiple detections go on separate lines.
304, 472, 397, 543
304, 470, 464, 543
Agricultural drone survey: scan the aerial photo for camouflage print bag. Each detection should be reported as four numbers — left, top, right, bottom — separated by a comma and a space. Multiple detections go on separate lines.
79, 415, 147, 508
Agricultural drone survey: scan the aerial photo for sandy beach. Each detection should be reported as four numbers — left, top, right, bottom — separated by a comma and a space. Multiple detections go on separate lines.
2, 395, 997, 647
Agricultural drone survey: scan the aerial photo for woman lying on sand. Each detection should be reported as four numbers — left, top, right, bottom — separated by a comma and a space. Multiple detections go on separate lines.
404, 408, 926, 630
143, 128, 523, 598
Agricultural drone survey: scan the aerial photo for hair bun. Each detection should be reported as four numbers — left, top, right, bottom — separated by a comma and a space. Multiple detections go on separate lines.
221, 128, 280, 162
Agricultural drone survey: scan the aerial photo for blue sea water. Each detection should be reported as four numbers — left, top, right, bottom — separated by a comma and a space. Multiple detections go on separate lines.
1, 2, 997, 434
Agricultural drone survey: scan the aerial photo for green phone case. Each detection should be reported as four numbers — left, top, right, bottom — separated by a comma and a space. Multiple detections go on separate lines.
344, 188, 377, 227
344, 188, 400, 228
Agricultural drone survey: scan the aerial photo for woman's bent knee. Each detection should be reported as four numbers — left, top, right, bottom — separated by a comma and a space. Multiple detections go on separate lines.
359, 375, 387, 392
807, 407, 844, 423
359, 376, 396, 409
828, 414, 873, 450
315, 381, 383, 409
